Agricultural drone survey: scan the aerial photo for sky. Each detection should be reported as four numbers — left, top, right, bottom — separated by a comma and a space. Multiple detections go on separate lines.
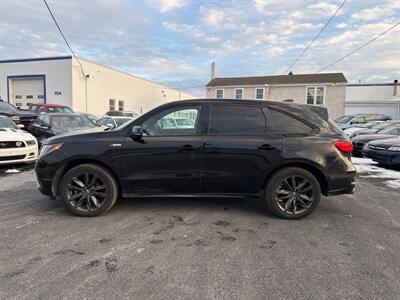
0, 0, 399, 96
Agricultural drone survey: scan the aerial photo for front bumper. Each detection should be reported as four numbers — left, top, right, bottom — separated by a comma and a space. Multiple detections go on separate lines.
363, 147, 400, 166
0, 145, 38, 165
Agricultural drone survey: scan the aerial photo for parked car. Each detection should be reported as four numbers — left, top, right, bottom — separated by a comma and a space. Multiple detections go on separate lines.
363, 137, 400, 167
352, 120, 400, 137
105, 111, 138, 118
28, 103, 74, 114
0, 115, 38, 165
335, 114, 391, 130
96, 116, 133, 129
78, 112, 99, 123
29, 113, 97, 144
157, 117, 195, 129
36, 99, 356, 220
351, 124, 400, 156
343, 121, 383, 138
0, 100, 37, 129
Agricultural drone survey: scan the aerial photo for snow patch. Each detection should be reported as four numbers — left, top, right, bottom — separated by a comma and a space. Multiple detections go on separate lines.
352, 157, 400, 190
5, 169, 20, 174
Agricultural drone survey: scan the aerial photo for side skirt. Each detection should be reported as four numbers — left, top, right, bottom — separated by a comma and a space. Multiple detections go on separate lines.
122, 193, 259, 199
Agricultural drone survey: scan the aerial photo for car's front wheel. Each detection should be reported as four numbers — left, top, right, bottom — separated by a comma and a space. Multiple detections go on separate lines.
60, 164, 118, 217
265, 167, 321, 220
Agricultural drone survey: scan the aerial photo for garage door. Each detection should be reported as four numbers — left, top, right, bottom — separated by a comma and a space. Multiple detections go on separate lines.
10, 77, 45, 109
345, 103, 400, 119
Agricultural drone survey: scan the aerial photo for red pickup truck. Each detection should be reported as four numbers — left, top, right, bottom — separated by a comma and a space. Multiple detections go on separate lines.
28, 103, 74, 114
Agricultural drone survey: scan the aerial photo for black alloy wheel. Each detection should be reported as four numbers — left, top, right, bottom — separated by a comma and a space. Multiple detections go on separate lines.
265, 167, 321, 219
60, 164, 118, 217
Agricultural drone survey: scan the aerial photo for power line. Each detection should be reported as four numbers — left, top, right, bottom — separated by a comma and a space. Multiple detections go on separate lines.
43, 0, 85, 75
317, 22, 400, 73
285, 0, 347, 73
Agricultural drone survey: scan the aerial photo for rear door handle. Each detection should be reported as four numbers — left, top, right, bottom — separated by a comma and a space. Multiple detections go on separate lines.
258, 144, 275, 151
180, 144, 196, 151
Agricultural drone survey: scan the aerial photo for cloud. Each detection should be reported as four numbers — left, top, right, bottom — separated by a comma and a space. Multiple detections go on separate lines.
147, 0, 187, 13
351, 1, 400, 21
163, 22, 219, 43
200, 7, 225, 26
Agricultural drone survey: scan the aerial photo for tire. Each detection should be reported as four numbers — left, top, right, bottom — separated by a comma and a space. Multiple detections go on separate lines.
60, 164, 119, 217
264, 167, 321, 220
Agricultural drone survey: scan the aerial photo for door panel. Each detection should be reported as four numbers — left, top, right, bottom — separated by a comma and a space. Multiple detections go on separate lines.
201, 135, 282, 195
121, 136, 202, 195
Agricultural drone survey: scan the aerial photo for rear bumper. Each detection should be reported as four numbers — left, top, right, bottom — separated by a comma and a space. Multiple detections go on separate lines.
327, 171, 356, 196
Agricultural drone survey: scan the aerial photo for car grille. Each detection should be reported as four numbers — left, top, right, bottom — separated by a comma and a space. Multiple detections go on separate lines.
0, 141, 26, 148
0, 155, 26, 161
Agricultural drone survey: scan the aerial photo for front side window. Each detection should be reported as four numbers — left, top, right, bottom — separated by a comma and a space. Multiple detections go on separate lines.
118, 100, 124, 111
255, 88, 264, 100
0, 102, 17, 113
306, 86, 324, 105
269, 108, 313, 135
210, 105, 265, 135
235, 89, 243, 100
216, 89, 224, 99
142, 106, 201, 136
109, 99, 116, 111
380, 126, 400, 135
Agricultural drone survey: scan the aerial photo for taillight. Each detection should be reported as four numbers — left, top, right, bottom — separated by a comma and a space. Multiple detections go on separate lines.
333, 140, 353, 153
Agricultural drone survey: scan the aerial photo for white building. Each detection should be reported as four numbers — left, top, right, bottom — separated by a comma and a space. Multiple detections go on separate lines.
0, 56, 195, 116
345, 81, 400, 119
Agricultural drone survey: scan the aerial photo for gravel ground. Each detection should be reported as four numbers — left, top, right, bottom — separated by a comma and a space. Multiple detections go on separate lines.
0, 162, 399, 299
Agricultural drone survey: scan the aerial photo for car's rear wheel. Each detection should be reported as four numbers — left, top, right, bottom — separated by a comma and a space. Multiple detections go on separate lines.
265, 167, 321, 220
60, 164, 118, 217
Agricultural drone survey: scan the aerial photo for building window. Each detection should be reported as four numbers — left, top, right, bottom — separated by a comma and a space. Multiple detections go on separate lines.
306, 86, 325, 105
234, 88, 243, 100
255, 88, 264, 100
15, 95, 22, 99
109, 99, 116, 111
216, 89, 224, 99
26, 95, 33, 99
38, 95, 44, 99
118, 100, 124, 111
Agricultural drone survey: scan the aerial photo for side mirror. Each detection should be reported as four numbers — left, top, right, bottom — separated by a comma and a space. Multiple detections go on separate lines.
131, 125, 143, 140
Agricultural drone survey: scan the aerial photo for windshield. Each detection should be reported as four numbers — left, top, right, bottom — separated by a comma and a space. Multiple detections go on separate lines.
379, 126, 400, 135
0, 101, 18, 113
375, 122, 398, 130
115, 118, 132, 127
50, 115, 96, 129
359, 121, 380, 128
335, 115, 353, 123
0, 117, 18, 129
48, 107, 74, 113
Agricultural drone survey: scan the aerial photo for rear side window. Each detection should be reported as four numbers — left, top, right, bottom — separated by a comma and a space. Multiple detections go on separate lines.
210, 105, 265, 135
269, 109, 313, 135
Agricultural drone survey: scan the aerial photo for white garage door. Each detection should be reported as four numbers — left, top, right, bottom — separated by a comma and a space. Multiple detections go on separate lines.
345, 103, 400, 119
11, 77, 45, 109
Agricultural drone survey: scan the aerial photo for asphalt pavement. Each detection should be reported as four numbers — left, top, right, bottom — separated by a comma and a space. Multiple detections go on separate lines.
0, 164, 399, 299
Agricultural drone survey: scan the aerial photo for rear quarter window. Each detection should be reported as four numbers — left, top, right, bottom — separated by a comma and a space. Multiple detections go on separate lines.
268, 108, 313, 135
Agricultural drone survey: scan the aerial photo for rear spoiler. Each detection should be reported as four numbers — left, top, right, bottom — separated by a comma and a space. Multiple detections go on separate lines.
308, 105, 329, 120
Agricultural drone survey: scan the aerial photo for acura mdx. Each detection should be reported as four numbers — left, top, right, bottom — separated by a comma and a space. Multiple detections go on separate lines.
36, 99, 356, 219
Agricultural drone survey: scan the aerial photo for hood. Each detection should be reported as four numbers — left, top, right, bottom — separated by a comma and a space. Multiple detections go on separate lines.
369, 137, 400, 147
0, 128, 36, 141
44, 126, 106, 144
353, 134, 397, 143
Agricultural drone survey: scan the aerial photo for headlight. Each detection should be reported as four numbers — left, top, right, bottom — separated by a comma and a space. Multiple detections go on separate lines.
26, 140, 36, 146
388, 146, 400, 152
11, 116, 20, 121
40, 143, 63, 156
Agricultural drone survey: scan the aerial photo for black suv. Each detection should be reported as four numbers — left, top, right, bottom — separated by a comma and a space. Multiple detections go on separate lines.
0, 100, 37, 129
36, 99, 356, 219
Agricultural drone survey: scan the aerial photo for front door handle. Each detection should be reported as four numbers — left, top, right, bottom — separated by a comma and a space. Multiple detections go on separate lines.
258, 144, 275, 151
180, 144, 196, 151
